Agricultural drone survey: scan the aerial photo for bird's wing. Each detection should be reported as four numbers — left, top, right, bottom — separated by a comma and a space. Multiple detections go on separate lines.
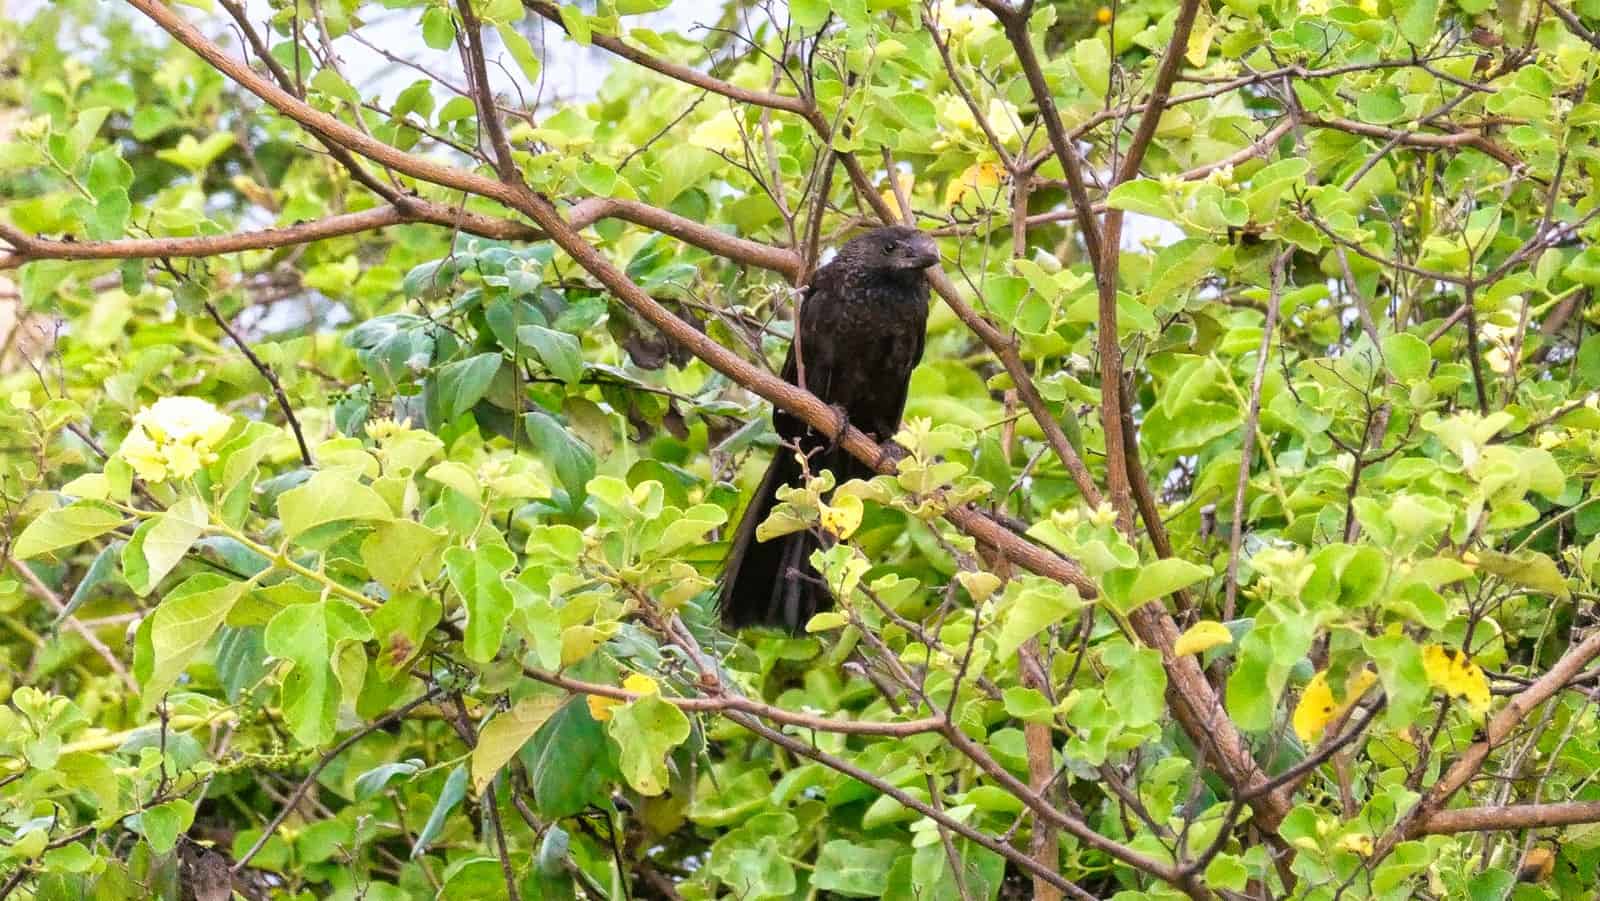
775, 281, 836, 442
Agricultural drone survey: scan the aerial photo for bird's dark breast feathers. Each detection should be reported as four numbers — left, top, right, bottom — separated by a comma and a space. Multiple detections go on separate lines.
798, 271, 929, 440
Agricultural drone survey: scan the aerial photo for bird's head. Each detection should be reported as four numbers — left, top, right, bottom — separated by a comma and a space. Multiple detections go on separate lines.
839, 226, 941, 273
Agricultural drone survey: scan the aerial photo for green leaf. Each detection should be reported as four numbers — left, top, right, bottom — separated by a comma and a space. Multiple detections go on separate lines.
1106, 179, 1171, 219
1071, 37, 1110, 97
521, 698, 618, 817
471, 693, 563, 795
360, 519, 447, 594
1471, 549, 1569, 600
606, 693, 690, 796
137, 495, 207, 595
1001, 686, 1052, 722
810, 840, 897, 897
790, 0, 830, 28
496, 24, 542, 85
652, 144, 720, 206
444, 544, 517, 663
276, 469, 394, 540
1365, 633, 1429, 727
1205, 853, 1250, 892
143, 573, 249, 703
421, 7, 456, 50
370, 591, 442, 680
1102, 558, 1213, 614
58, 540, 124, 623
1381, 333, 1431, 382
131, 798, 195, 854
153, 132, 235, 173
617, 0, 671, 12
1103, 639, 1167, 728
1393, 0, 1438, 45
518, 324, 583, 385
993, 577, 1081, 660
524, 410, 596, 507
264, 599, 374, 746
412, 764, 468, 857
353, 759, 422, 801
558, 4, 591, 44
435, 352, 503, 420
13, 501, 125, 560
1356, 86, 1406, 124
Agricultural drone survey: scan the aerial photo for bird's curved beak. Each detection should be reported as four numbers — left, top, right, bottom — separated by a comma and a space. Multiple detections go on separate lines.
906, 236, 941, 270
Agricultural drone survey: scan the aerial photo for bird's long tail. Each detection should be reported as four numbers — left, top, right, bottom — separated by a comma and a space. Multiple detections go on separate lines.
718, 449, 832, 633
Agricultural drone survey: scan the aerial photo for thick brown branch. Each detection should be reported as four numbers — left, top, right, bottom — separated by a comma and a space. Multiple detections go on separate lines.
1308, 115, 1522, 170
1419, 800, 1600, 835
0, 205, 516, 270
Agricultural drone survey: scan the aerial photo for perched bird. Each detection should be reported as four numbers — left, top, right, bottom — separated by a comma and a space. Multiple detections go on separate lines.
719, 226, 940, 632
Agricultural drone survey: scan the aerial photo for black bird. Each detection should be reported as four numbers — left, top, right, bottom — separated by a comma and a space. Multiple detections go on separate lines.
719, 226, 940, 632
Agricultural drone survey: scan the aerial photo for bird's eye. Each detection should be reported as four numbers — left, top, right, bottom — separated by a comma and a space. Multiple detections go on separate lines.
883, 241, 898, 254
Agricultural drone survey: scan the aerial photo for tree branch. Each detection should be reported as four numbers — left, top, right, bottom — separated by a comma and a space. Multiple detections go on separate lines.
1374, 628, 1600, 859
1419, 800, 1600, 835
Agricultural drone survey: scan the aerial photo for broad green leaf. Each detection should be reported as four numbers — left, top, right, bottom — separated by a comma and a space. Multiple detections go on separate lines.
276, 469, 394, 540
518, 324, 583, 385
137, 495, 207, 595
360, 519, 447, 593
521, 698, 618, 817
606, 693, 690, 796
1103, 639, 1167, 728
1102, 558, 1213, 614
497, 25, 542, 84
444, 544, 517, 663
993, 577, 1081, 660
1382, 333, 1432, 382
354, 759, 422, 801
264, 599, 374, 746
524, 410, 595, 506
1393, 0, 1438, 45
421, 7, 456, 49
434, 352, 503, 420
1471, 549, 1569, 600
142, 573, 249, 704
130, 799, 194, 854
370, 591, 442, 680
154, 132, 235, 172
1106, 179, 1171, 219
13, 501, 125, 559
58, 540, 124, 623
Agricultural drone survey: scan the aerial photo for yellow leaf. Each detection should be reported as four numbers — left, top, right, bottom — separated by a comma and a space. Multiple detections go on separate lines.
1174, 620, 1232, 657
587, 693, 620, 722
471, 694, 561, 794
1293, 667, 1378, 743
956, 570, 1003, 603
879, 171, 915, 219
1423, 644, 1491, 717
1335, 833, 1374, 857
587, 673, 659, 723
622, 673, 660, 696
819, 493, 864, 540
944, 162, 1005, 208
